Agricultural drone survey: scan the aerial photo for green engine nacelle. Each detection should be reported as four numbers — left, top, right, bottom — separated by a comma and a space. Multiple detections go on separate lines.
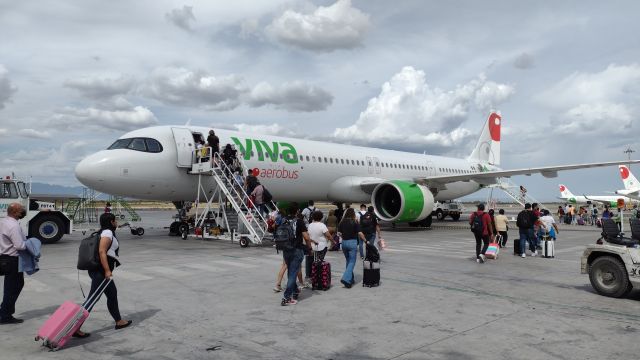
372, 180, 435, 222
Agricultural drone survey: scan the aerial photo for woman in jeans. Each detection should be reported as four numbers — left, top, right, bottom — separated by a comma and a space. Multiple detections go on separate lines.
337, 208, 366, 288
74, 213, 132, 338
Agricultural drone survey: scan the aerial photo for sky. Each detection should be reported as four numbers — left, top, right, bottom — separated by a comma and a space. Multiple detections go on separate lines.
0, 0, 638, 202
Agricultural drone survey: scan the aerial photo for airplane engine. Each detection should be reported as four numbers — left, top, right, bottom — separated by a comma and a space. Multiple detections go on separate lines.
371, 180, 435, 222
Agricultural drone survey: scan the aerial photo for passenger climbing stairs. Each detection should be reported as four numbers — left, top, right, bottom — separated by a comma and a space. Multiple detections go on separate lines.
487, 178, 548, 210
189, 151, 275, 246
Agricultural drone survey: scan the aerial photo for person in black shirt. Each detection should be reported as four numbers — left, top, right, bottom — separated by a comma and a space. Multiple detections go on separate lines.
245, 169, 258, 196
281, 203, 312, 306
337, 208, 366, 288
206, 130, 220, 159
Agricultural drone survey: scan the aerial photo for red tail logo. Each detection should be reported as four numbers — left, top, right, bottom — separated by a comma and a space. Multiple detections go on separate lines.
488, 113, 501, 142
620, 166, 630, 180
559, 185, 566, 192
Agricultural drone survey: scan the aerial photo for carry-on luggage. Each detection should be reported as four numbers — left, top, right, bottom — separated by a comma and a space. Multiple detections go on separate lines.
485, 239, 500, 259
36, 278, 112, 351
310, 252, 331, 291
564, 214, 571, 224
305, 254, 313, 279
513, 238, 521, 255
577, 217, 585, 226
542, 237, 555, 258
363, 260, 380, 287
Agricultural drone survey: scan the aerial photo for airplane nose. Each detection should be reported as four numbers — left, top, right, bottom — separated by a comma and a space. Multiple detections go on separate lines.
75, 152, 108, 189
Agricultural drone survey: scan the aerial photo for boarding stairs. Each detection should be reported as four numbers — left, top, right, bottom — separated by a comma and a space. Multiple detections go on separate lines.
108, 196, 142, 222
63, 188, 102, 223
189, 151, 274, 246
488, 178, 549, 210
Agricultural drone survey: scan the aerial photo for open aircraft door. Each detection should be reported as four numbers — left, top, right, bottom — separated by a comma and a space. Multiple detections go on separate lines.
373, 157, 381, 174
366, 156, 374, 175
172, 127, 195, 168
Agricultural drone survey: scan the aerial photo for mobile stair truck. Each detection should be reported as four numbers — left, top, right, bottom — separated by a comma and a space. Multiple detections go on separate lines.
0, 175, 72, 244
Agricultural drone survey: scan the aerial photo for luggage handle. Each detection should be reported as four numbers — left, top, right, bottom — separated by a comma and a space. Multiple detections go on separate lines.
82, 277, 112, 310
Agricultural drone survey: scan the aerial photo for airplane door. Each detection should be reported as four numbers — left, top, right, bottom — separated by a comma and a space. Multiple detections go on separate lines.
373, 157, 381, 174
172, 127, 195, 168
366, 156, 374, 175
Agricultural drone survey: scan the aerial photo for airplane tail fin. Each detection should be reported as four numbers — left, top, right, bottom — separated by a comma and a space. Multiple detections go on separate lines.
559, 184, 574, 199
619, 165, 640, 190
468, 112, 501, 166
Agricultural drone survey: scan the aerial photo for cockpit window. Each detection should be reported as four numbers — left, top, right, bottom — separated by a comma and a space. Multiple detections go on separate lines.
145, 139, 162, 153
107, 138, 163, 153
128, 138, 147, 151
108, 139, 132, 150
0, 182, 18, 199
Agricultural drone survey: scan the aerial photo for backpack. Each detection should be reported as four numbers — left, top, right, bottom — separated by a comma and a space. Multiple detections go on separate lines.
360, 212, 375, 234
516, 210, 532, 229
470, 212, 484, 234
262, 186, 273, 203
303, 207, 315, 224
77, 231, 101, 271
274, 219, 297, 251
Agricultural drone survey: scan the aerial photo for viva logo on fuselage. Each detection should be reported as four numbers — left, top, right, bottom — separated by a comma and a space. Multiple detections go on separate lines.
231, 137, 298, 164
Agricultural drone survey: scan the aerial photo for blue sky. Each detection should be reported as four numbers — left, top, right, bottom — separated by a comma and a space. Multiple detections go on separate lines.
0, 0, 638, 202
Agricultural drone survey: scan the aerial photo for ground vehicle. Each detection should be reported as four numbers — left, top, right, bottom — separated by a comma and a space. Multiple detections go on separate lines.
581, 243, 640, 298
433, 201, 462, 221
1, 176, 72, 244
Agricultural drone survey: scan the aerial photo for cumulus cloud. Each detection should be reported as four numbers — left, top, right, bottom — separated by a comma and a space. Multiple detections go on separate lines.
0, 128, 8, 136
538, 63, 640, 108
513, 52, 535, 69
267, 0, 370, 52
248, 81, 333, 112
333, 66, 514, 150
64, 75, 136, 100
17, 129, 52, 139
0, 65, 17, 110
165, 5, 196, 32
51, 105, 158, 132
143, 67, 248, 111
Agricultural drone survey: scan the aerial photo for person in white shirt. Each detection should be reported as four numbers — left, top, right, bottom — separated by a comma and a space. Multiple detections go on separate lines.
539, 209, 559, 239
0, 203, 27, 324
307, 211, 334, 261
74, 213, 131, 338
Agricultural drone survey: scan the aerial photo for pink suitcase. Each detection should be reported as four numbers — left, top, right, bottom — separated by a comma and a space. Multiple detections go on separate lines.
36, 278, 111, 350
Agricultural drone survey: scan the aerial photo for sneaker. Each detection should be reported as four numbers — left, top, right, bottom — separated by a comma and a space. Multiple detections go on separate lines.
280, 298, 297, 306
478, 254, 486, 263
532, 251, 538, 257
521, 253, 526, 258
273, 285, 283, 293
303, 281, 312, 289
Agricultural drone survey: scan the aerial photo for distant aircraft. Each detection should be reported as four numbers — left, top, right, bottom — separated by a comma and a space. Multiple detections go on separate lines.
558, 184, 630, 207
615, 165, 640, 201
74, 112, 638, 228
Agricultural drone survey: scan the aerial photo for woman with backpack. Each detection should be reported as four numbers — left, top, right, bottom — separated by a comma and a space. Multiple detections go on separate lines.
469, 204, 493, 263
337, 208, 366, 288
74, 213, 132, 338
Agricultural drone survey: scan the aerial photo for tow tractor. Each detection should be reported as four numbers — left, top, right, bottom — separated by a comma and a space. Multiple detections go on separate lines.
0, 175, 72, 244
581, 203, 640, 298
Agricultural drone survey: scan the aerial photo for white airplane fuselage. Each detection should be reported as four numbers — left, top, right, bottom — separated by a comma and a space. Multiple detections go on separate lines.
75, 126, 485, 204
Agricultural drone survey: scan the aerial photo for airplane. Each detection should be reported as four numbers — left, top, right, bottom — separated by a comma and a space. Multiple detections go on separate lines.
75, 112, 640, 228
558, 184, 632, 207
615, 165, 640, 201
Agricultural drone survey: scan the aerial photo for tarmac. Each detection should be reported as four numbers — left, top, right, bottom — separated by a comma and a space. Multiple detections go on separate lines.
2, 210, 640, 360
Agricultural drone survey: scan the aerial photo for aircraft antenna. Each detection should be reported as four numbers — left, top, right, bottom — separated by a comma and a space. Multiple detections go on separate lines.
624, 146, 635, 169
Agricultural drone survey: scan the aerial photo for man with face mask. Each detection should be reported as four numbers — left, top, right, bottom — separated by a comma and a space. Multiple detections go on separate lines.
0, 203, 28, 324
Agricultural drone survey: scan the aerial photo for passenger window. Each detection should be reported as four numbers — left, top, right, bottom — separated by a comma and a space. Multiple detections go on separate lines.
324, 157, 328, 163
306, 156, 310, 161
108, 138, 132, 150
300, 155, 304, 161
341, 159, 344, 164
128, 138, 147, 152
145, 138, 163, 153
375, 162, 379, 167
330, 158, 333, 163
312, 156, 316, 162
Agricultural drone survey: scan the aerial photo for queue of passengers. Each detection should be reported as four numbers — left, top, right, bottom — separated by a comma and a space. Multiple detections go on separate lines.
469, 202, 560, 263
270, 202, 382, 305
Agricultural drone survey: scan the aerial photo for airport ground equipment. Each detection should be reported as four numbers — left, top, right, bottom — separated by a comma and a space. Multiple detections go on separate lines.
581, 218, 640, 298
432, 201, 462, 221
187, 151, 274, 247
0, 175, 72, 244
487, 178, 548, 210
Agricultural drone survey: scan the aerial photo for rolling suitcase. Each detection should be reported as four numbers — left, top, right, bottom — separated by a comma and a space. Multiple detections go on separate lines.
542, 237, 555, 258
36, 278, 111, 350
363, 260, 380, 287
485, 240, 499, 259
310, 252, 331, 291
513, 238, 521, 255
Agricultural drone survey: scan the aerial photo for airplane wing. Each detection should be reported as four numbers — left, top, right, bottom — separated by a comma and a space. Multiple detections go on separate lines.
418, 160, 640, 189
357, 160, 640, 193
583, 196, 617, 205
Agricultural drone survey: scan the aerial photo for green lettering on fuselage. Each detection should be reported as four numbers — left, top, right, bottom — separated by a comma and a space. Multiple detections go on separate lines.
230, 136, 298, 164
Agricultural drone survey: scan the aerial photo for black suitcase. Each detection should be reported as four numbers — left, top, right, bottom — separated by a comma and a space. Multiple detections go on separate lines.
513, 238, 521, 255
363, 260, 380, 287
305, 254, 313, 279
